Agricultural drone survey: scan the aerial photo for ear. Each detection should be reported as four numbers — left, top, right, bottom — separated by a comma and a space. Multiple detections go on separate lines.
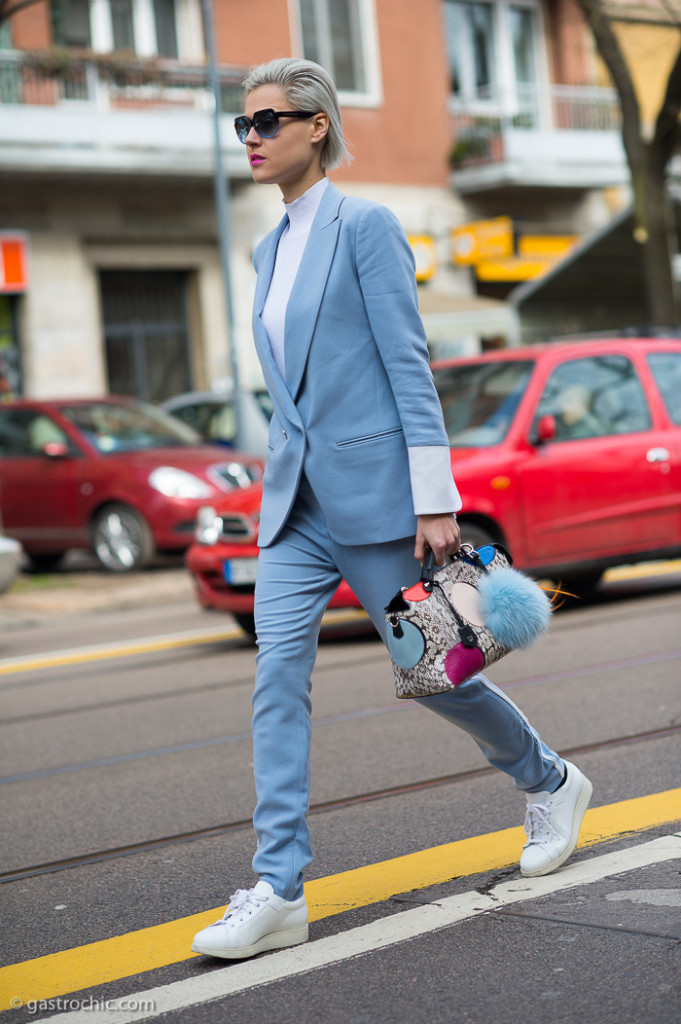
310, 111, 330, 145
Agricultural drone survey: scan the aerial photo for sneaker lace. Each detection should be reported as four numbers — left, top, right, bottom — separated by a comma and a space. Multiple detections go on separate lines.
222, 887, 268, 921
524, 801, 559, 845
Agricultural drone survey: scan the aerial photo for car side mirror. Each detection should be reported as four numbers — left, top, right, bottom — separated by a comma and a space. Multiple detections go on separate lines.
534, 414, 557, 445
41, 441, 70, 458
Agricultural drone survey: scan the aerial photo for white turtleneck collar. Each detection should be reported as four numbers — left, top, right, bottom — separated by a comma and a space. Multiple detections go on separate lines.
283, 177, 330, 237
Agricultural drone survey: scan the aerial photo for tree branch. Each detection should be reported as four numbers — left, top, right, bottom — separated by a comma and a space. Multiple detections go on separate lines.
575, 0, 642, 158
654, 38, 681, 162
0, 0, 46, 24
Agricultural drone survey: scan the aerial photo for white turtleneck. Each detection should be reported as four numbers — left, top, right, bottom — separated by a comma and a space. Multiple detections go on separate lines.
262, 177, 329, 380
260, 177, 459, 517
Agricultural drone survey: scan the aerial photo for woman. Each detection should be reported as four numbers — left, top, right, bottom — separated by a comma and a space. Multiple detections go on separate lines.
191, 58, 592, 960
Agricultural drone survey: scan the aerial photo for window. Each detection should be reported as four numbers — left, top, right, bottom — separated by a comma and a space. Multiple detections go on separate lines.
509, 5, 536, 86
534, 356, 651, 441
57, 0, 182, 58
443, 0, 541, 107
99, 270, 192, 403
111, 0, 135, 50
0, 410, 70, 457
53, 0, 92, 48
433, 359, 534, 446
647, 352, 681, 426
469, 2, 494, 96
298, 0, 372, 96
153, 0, 179, 58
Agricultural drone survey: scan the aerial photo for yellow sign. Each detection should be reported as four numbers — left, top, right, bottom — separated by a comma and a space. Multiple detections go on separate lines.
408, 235, 437, 282
518, 235, 578, 258
451, 217, 513, 266
475, 256, 554, 283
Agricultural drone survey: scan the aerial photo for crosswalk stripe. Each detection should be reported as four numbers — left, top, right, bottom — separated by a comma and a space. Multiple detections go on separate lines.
1, 786, 678, 1011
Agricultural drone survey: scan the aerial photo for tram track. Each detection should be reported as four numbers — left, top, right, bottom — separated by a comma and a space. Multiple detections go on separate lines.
2, 721, 678, 885
2, 644, 679, 733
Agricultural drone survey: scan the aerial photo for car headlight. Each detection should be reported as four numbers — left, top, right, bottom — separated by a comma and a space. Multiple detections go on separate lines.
209, 461, 263, 491
195, 505, 221, 544
149, 466, 213, 500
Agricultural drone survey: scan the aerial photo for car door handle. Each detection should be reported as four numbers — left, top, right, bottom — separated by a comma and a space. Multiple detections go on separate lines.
646, 447, 670, 463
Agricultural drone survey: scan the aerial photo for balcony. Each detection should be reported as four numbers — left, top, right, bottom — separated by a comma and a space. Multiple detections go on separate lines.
449, 84, 628, 193
0, 49, 250, 178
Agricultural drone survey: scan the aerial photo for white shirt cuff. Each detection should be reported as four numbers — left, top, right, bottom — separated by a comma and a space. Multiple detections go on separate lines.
408, 446, 462, 516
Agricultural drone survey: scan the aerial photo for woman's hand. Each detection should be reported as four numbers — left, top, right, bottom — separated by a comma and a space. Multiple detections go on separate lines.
414, 513, 460, 566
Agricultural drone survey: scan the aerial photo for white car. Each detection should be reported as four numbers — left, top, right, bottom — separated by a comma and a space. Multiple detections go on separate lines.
0, 532, 22, 594
162, 389, 272, 457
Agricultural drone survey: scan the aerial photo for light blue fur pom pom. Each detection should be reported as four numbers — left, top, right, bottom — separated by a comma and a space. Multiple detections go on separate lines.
478, 567, 552, 649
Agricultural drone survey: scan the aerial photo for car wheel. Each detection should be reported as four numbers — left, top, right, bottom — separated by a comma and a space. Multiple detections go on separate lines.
25, 552, 66, 573
92, 504, 155, 572
234, 612, 257, 639
458, 522, 496, 552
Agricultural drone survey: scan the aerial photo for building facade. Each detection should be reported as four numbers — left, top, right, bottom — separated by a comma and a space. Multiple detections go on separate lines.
0, 0, 631, 402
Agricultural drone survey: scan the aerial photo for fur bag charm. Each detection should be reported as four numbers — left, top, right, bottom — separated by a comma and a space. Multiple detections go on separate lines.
385, 543, 552, 699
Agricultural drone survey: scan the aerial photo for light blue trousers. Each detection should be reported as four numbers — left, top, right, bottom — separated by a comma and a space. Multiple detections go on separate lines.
252, 477, 564, 900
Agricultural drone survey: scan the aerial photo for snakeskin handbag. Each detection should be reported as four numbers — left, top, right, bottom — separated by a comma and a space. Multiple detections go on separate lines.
385, 543, 552, 699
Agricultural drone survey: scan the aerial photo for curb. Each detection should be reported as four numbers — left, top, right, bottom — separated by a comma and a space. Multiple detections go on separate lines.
0, 568, 194, 619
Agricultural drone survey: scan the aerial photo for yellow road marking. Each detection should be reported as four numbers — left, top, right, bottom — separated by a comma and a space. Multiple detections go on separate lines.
2, 559, 679, 679
604, 559, 681, 581
1, 787, 678, 1010
0, 629, 240, 677
0, 610, 370, 678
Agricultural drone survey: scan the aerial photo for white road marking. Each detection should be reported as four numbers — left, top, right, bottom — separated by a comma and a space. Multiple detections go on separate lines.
30, 833, 681, 1023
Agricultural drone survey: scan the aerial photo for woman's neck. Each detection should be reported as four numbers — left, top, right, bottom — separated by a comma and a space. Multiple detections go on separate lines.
280, 169, 326, 204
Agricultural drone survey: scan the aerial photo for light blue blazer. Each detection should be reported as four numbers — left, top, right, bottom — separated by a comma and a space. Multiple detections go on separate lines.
252, 182, 450, 549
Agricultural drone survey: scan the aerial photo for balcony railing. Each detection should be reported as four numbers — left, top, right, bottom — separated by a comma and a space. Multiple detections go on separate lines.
450, 84, 622, 172
0, 49, 251, 176
0, 48, 246, 113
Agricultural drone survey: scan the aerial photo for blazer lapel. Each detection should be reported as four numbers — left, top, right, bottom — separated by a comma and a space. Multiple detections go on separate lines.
284, 184, 344, 401
252, 215, 304, 430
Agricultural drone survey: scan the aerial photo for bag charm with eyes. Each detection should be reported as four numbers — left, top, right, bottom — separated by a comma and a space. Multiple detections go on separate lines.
385, 543, 552, 700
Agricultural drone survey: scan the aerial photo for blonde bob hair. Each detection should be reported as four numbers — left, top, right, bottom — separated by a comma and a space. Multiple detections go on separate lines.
242, 58, 352, 170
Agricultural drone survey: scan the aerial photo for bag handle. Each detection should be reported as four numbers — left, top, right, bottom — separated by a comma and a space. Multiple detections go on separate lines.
419, 546, 479, 650
420, 544, 488, 588
420, 548, 437, 587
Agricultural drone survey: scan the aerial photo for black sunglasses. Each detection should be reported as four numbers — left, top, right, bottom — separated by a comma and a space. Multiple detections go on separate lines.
234, 108, 319, 144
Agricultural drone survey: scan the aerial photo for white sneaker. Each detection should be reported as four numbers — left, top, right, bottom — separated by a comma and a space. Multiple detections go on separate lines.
520, 761, 593, 877
191, 880, 308, 959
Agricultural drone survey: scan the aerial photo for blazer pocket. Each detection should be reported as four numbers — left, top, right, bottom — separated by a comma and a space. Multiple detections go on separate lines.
336, 426, 403, 449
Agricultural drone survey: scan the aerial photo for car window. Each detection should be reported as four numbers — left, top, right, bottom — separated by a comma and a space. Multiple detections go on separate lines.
171, 402, 232, 440
646, 352, 681, 426
0, 409, 70, 456
534, 355, 650, 440
433, 360, 534, 446
60, 401, 201, 453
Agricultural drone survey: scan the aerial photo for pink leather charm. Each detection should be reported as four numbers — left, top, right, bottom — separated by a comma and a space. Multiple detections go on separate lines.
444, 643, 485, 687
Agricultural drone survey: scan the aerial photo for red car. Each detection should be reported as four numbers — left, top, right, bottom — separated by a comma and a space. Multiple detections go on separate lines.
0, 396, 264, 572
187, 335, 681, 635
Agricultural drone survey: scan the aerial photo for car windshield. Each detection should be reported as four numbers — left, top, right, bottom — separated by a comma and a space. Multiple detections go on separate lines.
61, 401, 203, 453
433, 359, 535, 446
